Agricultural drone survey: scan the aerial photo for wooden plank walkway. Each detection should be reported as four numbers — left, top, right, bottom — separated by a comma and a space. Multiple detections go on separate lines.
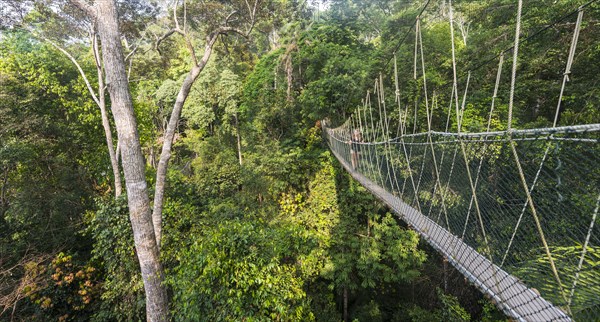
330, 149, 571, 322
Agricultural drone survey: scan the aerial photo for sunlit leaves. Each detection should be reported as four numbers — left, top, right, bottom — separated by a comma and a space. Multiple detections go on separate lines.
168, 219, 313, 321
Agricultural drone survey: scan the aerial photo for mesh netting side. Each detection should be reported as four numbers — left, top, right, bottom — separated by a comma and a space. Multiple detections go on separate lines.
325, 124, 599, 321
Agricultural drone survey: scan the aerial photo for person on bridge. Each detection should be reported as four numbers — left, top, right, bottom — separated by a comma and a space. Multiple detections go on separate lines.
349, 129, 363, 170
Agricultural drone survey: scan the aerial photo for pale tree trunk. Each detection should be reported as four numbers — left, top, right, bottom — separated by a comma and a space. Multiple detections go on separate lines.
69, 0, 168, 320
152, 31, 221, 245
152, 64, 202, 248
234, 113, 243, 166
457, 16, 469, 47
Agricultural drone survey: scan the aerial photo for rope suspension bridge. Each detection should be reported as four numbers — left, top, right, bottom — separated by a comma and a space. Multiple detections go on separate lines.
323, 1, 599, 321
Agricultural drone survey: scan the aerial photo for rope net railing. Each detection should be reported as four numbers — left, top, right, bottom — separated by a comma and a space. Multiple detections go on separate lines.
324, 120, 600, 322
322, 1, 599, 321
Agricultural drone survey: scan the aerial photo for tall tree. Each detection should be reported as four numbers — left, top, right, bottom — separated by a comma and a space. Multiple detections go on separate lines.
67, 1, 168, 320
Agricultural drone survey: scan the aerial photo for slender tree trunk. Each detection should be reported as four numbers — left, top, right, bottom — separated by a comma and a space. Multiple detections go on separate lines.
1, 167, 8, 216
234, 113, 242, 166
152, 65, 201, 248
93, 33, 123, 197
149, 146, 157, 169
91, 1, 168, 320
10, 300, 17, 322
99, 73, 123, 198
116, 138, 121, 165
152, 36, 219, 247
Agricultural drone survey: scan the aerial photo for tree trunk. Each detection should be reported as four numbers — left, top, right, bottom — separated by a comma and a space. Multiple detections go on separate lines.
91, 1, 168, 320
1, 167, 8, 216
152, 65, 201, 248
234, 112, 242, 166
152, 35, 219, 247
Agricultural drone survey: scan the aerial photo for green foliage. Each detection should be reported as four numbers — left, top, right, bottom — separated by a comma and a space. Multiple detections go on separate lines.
5, 0, 596, 320
437, 288, 472, 322
479, 299, 510, 322
83, 197, 145, 321
406, 289, 473, 322
352, 300, 384, 322
357, 213, 425, 287
407, 304, 443, 322
0, 31, 97, 263
241, 48, 292, 139
295, 24, 376, 125
155, 79, 181, 123
167, 218, 313, 321
517, 245, 600, 320
176, 134, 242, 208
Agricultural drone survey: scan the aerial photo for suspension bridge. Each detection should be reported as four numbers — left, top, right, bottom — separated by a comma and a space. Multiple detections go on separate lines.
323, 1, 599, 321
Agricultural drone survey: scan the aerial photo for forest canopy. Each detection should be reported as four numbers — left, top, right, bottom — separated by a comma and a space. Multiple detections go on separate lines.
0, 0, 598, 321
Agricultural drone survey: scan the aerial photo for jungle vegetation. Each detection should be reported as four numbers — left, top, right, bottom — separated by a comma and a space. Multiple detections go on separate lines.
0, 0, 598, 321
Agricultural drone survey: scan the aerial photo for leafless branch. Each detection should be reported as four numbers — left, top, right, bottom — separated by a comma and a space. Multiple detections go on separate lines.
32, 32, 101, 107
155, 29, 176, 55
183, 0, 187, 32
173, 0, 180, 30
124, 46, 138, 62
251, 0, 259, 23
210, 26, 249, 41
225, 10, 238, 25
67, 0, 97, 20
126, 47, 138, 81
0, 253, 53, 317
92, 31, 102, 70
182, 33, 198, 66
245, 0, 260, 36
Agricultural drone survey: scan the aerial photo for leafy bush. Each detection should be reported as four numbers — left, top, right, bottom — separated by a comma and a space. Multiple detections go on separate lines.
167, 218, 313, 321
83, 197, 145, 321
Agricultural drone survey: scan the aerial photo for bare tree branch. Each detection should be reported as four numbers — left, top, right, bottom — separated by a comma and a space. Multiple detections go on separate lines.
173, 0, 180, 30
0, 253, 53, 317
126, 46, 138, 81
250, 0, 259, 26
35, 32, 101, 106
225, 10, 238, 25
67, 0, 97, 20
182, 33, 199, 66
183, 0, 187, 32
244, 0, 253, 19
124, 45, 138, 62
208, 25, 250, 43
155, 29, 176, 55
